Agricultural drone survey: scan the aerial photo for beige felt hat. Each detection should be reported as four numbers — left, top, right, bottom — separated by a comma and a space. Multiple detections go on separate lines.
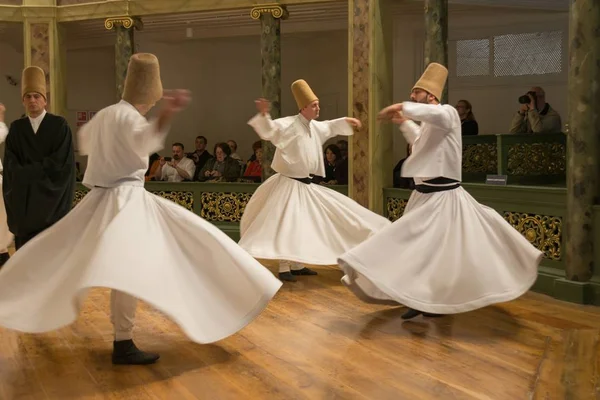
21, 66, 46, 99
291, 79, 318, 110
122, 53, 163, 105
412, 62, 448, 101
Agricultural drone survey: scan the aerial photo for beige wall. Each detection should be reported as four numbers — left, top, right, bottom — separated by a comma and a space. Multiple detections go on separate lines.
63, 30, 347, 167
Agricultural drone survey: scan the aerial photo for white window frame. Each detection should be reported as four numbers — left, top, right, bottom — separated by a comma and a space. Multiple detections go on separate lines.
447, 18, 568, 88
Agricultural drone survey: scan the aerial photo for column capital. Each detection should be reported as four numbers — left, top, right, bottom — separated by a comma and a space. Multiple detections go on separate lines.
104, 16, 143, 31
250, 3, 289, 20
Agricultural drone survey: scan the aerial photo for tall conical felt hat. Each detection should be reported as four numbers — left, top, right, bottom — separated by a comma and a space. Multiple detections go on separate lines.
412, 62, 448, 101
291, 79, 318, 110
122, 53, 163, 105
21, 66, 46, 99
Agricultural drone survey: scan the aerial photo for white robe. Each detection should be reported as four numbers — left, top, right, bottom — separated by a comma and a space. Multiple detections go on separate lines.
0, 122, 13, 251
0, 100, 282, 343
240, 113, 391, 265
338, 102, 543, 314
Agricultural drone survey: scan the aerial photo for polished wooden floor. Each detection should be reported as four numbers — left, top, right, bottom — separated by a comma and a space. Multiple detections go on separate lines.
0, 263, 599, 400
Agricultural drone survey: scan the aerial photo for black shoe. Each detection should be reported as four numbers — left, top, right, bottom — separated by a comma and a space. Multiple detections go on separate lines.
112, 339, 160, 365
401, 309, 422, 320
0, 252, 9, 268
291, 267, 318, 276
278, 272, 297, 282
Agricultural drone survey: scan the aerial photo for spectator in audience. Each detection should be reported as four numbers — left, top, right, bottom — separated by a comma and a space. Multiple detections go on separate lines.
456, 99, 478, 136
243, 140, 263, 182
316, 144, 348, 185
227, 140, 243, 161
145, 152, 161, 181
509, 86, 562, 134
187, 135, 213, 171
393, 144, 415, 189
154, 142, 196, 182
198, 142, 242, 182
336, 139, 348, 161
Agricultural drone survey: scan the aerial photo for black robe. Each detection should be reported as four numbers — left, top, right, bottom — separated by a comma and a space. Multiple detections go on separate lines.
2, 113, 76, 239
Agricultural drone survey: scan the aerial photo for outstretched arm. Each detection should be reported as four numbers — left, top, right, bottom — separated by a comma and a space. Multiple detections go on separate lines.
400, 102, 453, 129
129, 90, 192, 157
319, 117, 361, 141
247, 98, 297, 148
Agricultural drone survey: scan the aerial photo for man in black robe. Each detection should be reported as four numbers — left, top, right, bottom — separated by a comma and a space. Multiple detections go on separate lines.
3, 66, 75, 250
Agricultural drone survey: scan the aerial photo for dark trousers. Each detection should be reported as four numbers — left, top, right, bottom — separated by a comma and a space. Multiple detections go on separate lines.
14, 231, 41, 250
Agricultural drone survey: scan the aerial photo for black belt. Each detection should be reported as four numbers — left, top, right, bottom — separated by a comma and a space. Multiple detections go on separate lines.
292, 177, 312, 184
289, 174, 320, 185
415, 177, 460, 194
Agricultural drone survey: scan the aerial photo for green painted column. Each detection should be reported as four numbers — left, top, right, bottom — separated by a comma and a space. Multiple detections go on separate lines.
105, 17, 142, 101
423, 0, 448, 104
251, 5, 288, 181
565, 0, 600, 282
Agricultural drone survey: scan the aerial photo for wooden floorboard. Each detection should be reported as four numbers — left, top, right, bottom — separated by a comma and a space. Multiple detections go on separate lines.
0, 263, 599, 400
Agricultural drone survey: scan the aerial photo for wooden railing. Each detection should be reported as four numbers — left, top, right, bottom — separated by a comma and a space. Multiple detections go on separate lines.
462, 133, 566, 184
73, 181, 348, 241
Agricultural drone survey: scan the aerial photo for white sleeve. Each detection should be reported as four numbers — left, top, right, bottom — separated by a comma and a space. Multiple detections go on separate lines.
319, 118, 354, 141
183, 159, 196, 179
399, 120, 421, 145
247, 113, 297, 149
401, 102, 453, 130
128, 117, 170, 157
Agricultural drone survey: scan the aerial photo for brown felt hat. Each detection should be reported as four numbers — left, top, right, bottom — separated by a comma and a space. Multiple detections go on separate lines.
412, 62, 448, 101
291, 79, 318, 110
21, 66, 46, 99
122, 53, 163, 105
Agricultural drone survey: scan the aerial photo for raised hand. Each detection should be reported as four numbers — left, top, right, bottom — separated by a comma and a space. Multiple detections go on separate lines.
345, 117, 362, 129
378, 103, 403, 121
0, 103, 5, 122
163, 90, 191, 114
255, 98, 270, 115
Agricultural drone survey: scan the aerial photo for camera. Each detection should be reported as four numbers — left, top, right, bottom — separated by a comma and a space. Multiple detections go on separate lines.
163, 157, 172, 162
518, 91, 536, 105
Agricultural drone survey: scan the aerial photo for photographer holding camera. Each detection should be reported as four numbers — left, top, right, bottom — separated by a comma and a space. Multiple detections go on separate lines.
509, 86, 562, 134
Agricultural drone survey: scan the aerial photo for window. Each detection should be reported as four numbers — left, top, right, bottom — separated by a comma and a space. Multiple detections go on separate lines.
455, 30, 563, 78
493, 31, 562, 76
456, 39, 490, 77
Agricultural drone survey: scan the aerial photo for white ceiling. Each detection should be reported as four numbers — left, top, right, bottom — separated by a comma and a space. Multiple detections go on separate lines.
0, 0, 568, 50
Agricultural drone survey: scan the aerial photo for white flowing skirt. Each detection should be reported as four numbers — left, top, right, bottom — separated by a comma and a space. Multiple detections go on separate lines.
338, 186, 543, 314
0, 185, 282, 343
239, 174, 391, 265
0, 175, 13, 251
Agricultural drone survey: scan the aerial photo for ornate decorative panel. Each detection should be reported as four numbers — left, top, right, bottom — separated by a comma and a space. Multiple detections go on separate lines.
503, 212, 562, 261
462, 143, 498, 174
150, 191, 194, 211
386, 198, 409, 222
507, 143, 566, 175
199, 192, 253, 222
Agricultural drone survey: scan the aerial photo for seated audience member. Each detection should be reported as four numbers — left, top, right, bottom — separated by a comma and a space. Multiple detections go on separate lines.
243, 140, 262, 182
145, 152, 161, 181
393, 144, 415, 189
509, 86, 562, 134
456, 99, 478, 136
227, 140, 243, 162
197, 142, 242, 182
315, 144, 348, 185
154, 142, 196, 182
187, 135, 214, 171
